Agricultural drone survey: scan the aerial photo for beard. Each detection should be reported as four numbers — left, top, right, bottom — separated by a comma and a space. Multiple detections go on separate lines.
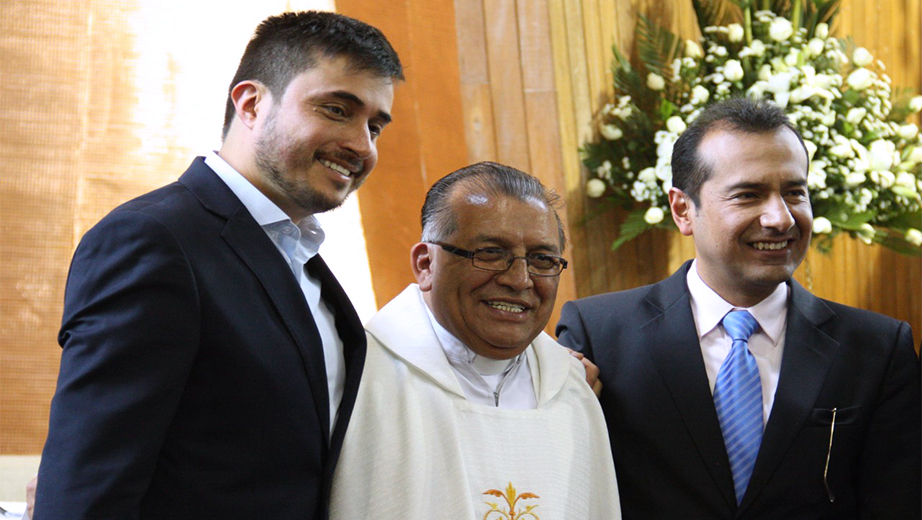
253, 116, 357, 216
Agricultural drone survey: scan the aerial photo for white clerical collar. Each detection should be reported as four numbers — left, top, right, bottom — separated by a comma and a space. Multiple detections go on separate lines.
687, 259, 789, 344
422, 301, 521, 376
205, 151, 325, 255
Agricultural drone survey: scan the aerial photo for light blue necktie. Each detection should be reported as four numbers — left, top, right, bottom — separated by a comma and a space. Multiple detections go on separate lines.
713, 310, 762, 505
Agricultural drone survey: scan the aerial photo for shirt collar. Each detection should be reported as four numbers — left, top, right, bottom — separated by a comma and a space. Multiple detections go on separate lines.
422, 299, 519, 376
205, 151, 325, 254
687, 259, 789, 344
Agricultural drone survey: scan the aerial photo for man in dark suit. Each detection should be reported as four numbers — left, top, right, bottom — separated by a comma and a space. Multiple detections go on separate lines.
557, 97, 921, 519
35, 11, 402, 519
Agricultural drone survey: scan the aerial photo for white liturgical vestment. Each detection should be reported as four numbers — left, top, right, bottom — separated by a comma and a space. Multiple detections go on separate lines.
329, 284, 621, 520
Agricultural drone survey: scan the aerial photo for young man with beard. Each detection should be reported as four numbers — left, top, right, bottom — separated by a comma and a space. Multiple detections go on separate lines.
35, 11, 402, 519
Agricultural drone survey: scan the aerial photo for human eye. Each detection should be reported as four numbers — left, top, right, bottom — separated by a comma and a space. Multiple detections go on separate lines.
369, 123, 382, 138
323, 105, 348, 118
527, 253, 561, 271
474, 248, 509, 263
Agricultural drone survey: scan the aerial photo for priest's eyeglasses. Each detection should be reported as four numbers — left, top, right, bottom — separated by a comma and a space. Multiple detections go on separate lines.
431, 242, 568, 277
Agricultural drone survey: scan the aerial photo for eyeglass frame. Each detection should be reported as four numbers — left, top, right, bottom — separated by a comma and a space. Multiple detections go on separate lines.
430, 242, 568, 277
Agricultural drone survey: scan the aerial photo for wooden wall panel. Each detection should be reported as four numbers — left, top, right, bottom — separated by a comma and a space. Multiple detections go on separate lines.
337, 0, 470, 307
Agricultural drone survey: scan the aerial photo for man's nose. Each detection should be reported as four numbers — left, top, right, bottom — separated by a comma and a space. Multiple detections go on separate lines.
761, 195, 795, 232
495, 257, 534, 291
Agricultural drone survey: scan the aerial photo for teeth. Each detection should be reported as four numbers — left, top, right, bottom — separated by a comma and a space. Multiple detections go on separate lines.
320, 159, 352, 177
753, 241, 788, 251
487, 302, 525, 313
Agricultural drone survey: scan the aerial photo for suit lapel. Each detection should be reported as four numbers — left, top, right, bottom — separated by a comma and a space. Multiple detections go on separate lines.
179, 159, 333, 446
642, 263, 738, 510
739, 280, 838, 512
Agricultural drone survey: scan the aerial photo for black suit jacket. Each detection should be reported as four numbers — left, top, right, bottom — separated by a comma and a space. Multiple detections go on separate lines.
557, 261, 921, 520
36, 158, 366, 519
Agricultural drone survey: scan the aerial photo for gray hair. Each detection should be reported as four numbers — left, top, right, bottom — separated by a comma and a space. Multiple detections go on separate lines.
420, 161, 566, 251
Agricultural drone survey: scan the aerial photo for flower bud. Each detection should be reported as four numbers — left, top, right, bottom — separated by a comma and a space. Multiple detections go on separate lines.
807, 38, 825, 57
647, 72, 666, 91
586, 178, 607, 198
852, 47, 874, 67
815, 23, 829, 39
727, 24, 744, 42
812, 216, 833, 234
600, 123, 624, 141
666, 116, 687, 134
847, 68, 874, 90
769, 18, 793, 41
906, 229, 922, 247
723, 59, 744, 82
899, 123, 919, 140
684, 40, 702, 58
644, 206, 665, 225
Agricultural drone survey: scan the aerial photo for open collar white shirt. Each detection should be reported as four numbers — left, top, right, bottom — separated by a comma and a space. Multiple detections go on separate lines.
687, 259, 788, 427
422, 302, 537, 409
205, 152, 345, 436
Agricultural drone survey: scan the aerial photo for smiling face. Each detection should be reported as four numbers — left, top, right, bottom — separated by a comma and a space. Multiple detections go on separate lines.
412, 189, 562, 360
669, 126, 812, 307
250, 55, 394, 221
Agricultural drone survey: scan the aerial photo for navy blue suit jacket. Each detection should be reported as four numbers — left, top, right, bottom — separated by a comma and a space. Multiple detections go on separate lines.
37, 158, 366, 519
557, 261, 921, 520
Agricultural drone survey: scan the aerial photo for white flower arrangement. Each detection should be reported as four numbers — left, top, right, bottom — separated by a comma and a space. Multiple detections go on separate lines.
582, 0, 922, 254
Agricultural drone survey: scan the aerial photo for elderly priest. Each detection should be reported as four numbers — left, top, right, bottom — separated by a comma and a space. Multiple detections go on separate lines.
329, 162, 621, 519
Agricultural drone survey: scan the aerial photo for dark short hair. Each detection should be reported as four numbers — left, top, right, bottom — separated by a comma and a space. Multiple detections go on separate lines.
222, 11, 403, 138
671, 97, 809, 205
421, 162, 566, 252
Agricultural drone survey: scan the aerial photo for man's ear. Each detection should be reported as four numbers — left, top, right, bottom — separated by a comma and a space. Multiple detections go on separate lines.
229, 80, 270, 131
669, 187, 695, 236
410, 242, 434, 291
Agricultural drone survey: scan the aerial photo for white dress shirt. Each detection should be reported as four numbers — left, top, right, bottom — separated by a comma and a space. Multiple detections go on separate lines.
422, 303, 538, 409
205, 152, 345, 435
686, 260, 788, 427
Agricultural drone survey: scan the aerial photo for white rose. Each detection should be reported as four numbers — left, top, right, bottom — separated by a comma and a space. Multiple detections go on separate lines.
666, 115, 687, 134
596, 160, 613, 180
899, 123, 919, 140
691, 85, 710, 105
728, 23, 744, 42
858, 223, 876, 245
815, 23, 829, 39
723, 60, 744, 82
845, 172, 867, 186
644, 206, 665, 225
638, 167, 657, 184
807, 38, 825, 57
852, 47, 874, 67
769, 18, 794, 41
758, 64, 772, 81
655, 164, 673, 182
905, 228, 922, 246
600, 123, 624, 141
767, 72, 793, 93
647, 72, 666, 91
684, 39, 703, 58
910, 146, 922, 164
870, 170, 895, 188
895, 171, 918, 190
813, 216, 833, 234
868, 139, 896, 171
749, 39, 766, 57
910, 96, 922, 112
846, 107, 867, 124
586, 178, 607, 198
847, 68, 874, 90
